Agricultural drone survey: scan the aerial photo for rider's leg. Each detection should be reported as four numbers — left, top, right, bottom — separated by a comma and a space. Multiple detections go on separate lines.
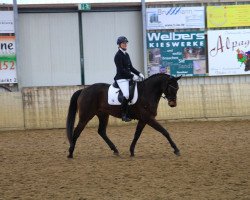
121, 97, 131, 122
117, 79, 131, 122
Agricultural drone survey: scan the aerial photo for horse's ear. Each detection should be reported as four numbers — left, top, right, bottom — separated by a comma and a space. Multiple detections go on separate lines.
175, 75, 182, 81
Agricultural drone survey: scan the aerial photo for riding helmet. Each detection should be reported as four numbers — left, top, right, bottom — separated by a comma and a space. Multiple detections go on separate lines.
117, 36, 128, 45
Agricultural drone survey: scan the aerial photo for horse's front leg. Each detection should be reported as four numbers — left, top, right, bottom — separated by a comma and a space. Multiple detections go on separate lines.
130, 120, 146, 157
147, 118, 180, 156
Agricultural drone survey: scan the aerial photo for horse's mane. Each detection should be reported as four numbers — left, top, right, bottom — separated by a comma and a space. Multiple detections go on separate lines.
144, 73, 171, 82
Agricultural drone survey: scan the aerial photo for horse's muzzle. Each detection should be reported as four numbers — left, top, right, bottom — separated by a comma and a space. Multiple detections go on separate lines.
168, 100, 176, 107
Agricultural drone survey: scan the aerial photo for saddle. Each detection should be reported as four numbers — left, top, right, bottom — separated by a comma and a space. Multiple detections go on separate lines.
112, 80, 136, 103
108, 80, 138, 105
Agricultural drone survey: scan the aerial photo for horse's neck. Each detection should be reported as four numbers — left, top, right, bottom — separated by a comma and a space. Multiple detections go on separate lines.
140, 76, 167, 104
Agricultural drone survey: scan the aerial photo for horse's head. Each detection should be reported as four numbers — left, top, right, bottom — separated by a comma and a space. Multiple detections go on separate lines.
163, 76, 181, 107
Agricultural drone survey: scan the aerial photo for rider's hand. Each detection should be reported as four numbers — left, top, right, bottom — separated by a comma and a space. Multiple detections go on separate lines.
132, 75, 139, 81
139, 73, 145, 80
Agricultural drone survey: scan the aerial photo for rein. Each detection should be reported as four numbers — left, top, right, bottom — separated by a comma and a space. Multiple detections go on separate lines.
161, 84, 178, 101
140, 74, 179, 101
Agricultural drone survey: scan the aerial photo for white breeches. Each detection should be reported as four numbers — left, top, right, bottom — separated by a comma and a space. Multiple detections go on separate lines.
117, 79, 130, 100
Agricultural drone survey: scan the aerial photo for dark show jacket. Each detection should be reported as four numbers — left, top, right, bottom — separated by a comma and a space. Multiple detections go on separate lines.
114, 49, 140, 80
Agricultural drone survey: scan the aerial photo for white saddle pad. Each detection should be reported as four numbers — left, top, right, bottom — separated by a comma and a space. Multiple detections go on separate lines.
108, 83, 138, 105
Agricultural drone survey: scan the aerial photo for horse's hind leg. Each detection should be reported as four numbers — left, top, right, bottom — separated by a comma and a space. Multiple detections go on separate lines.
97, 114, 119, 155
68, 120, 88, 158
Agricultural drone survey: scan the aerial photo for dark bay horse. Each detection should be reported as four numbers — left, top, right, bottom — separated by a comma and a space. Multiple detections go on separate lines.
66, 73, 181, 158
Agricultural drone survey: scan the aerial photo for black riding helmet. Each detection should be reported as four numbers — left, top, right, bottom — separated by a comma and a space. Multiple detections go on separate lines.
117, 36, 128, 45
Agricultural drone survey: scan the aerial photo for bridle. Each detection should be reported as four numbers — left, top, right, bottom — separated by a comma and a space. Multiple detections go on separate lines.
161, 83, 178, 101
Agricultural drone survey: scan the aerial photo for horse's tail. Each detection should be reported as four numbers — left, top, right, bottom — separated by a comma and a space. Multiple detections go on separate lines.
66, 89, 82, 146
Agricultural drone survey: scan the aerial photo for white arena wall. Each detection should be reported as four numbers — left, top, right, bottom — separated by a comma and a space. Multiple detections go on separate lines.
0, 82, 249, 130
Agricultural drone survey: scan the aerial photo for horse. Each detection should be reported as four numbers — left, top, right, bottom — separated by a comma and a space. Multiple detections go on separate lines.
66, 73, 182, 158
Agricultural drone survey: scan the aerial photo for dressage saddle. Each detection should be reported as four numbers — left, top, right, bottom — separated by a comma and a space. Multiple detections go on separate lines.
112, 80, 136, 103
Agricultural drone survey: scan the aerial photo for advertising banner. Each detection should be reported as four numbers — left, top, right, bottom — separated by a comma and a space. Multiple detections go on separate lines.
0, 36, 17, 83
0, 11, 14, 33
207, 29, 250, 76
147, 31, 206, 77
207, 5, 250, 28
146, 7, 205, 30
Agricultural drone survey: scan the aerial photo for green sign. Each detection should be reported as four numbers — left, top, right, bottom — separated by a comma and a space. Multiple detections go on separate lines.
78, 3, 91, 11
147, 31, 207, 77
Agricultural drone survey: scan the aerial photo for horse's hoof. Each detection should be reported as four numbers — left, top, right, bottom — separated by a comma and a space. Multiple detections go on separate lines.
174, 150, 180, 156
67, 154, 73, 159
130, 153, 135, 157
113, 152, 119, 156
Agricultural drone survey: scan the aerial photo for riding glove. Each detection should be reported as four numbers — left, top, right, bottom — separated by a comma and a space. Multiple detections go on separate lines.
132, 75, 139, 81
139, 73, 145, 79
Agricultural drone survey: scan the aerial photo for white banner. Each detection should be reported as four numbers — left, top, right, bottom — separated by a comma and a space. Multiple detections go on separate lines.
146, 7, 205, 30
0, 11, 14, 33
208, 29, 250, 76
0, 36, 17, 84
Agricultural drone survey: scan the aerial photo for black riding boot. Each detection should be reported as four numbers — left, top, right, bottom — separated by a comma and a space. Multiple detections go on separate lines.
121, 98, 131, 122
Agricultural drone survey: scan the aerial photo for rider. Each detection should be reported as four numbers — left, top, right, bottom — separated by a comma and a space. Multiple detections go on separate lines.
114, 36, 144, 122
